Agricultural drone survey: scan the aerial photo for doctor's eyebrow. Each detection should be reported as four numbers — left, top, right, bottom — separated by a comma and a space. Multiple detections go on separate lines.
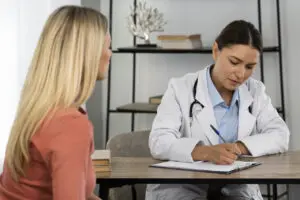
229, 56, 257, 65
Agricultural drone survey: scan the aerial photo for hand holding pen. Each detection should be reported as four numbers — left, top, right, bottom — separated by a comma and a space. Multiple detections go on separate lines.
191, 125, 242, 165
210, 124, 244, 157
210, 124, 250, 156
192, 143, 242, 165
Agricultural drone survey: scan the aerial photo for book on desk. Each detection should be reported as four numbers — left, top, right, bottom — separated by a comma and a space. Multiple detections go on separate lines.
91, 150, 112, 172
150, 160, 261, 174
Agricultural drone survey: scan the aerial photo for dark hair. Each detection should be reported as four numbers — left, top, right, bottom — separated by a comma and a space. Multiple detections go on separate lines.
215, 20, 262, 53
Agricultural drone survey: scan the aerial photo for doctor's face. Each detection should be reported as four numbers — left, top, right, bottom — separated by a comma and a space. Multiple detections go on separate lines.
212, 43, 259, 91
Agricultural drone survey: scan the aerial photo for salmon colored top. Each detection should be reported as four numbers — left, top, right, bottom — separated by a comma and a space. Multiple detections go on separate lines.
0, 107, 96, 200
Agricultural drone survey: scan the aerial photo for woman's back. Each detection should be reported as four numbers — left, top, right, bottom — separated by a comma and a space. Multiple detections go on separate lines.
0, 107, 96, 200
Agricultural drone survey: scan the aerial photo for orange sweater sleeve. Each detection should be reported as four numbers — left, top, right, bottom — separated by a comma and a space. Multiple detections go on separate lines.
47, 114, 94, 200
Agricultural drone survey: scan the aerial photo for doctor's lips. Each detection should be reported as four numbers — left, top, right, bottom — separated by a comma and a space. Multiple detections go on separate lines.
229, 79, 241, 85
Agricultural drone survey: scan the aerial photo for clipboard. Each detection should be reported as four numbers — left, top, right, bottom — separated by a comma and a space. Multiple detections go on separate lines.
150, 160, 261, 174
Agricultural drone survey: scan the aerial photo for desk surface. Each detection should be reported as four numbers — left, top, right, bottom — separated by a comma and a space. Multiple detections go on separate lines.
95, 151, 300, 184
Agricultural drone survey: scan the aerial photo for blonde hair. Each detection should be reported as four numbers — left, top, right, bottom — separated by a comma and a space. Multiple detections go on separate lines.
5, 5, 108, 181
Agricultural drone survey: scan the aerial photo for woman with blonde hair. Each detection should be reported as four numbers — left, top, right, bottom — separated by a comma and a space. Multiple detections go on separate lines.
0, 5, 111, 200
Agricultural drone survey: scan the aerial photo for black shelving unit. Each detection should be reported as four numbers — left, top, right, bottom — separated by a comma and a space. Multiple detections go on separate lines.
105, 0, 287, 199
113, 46, 280, 54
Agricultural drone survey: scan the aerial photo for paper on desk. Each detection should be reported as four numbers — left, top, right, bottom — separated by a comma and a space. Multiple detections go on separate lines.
151, 160, 260, 173
239, 155, 254, 158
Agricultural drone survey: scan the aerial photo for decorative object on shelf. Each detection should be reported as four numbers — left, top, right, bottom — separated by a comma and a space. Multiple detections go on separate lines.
127, 0, 167, 47
157, 34, 203, 49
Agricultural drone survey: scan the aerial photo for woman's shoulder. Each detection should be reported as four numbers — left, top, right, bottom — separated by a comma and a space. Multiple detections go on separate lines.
32, 107, 93, 148
45, 107, 91, 130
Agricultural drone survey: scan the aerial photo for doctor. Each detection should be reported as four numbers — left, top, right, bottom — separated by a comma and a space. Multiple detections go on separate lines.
146, 20, 290, 200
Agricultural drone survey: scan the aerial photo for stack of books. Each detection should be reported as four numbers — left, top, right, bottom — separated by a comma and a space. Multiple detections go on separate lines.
149, 95, 163, 105
91, 149, 111, 173
157, 34, 202, 49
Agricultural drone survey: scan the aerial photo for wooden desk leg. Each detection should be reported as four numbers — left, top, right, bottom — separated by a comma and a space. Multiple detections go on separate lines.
98, 184, 109, 200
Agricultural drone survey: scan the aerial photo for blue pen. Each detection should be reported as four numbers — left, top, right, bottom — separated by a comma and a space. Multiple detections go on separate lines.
210, 124, 242, 158
210, 124, 226, 144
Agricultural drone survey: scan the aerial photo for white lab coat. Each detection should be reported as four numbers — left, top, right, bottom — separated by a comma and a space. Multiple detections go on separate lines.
146, 66, 290, 200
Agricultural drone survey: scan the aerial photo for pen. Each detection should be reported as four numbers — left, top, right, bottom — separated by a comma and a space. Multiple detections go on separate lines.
210, 124, 242, 158
210, 124, 226, 144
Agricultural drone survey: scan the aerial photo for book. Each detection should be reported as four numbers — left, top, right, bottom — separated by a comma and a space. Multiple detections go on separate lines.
150, 160, 261, 174
91, 149, 111, 166
149, 95, 163, 104
93, 159, 110, 166
93, 163, 112, 172
157, 34, 202, 49
91, 149, 111, 161
92, 149, 112, 173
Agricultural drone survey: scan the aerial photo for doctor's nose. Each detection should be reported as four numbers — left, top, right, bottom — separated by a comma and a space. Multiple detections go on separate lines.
235, 67, 246, 80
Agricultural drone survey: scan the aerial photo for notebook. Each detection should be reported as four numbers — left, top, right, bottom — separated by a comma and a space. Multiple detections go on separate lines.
150, 160, 261, 174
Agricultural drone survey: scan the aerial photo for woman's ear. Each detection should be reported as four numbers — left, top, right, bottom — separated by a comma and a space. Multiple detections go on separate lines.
212, 42, 219, 62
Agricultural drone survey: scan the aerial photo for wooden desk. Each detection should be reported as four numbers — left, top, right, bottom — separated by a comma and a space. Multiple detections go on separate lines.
95, 151, 300, 199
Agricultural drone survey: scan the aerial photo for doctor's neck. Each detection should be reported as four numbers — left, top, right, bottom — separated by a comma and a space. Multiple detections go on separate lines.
210, 66, 235, 105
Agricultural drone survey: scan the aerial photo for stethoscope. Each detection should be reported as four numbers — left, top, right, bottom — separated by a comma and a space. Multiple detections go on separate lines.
189, 77, 204, 120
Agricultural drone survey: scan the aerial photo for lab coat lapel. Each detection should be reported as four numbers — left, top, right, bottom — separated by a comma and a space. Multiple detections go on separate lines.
238, 84, 256, 140
194, 68, 219, 145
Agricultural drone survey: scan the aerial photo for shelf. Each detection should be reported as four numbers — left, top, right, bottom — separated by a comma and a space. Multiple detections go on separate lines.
113, 46, 280, 54
110, 102, 282, 114
114, 103, 158, 113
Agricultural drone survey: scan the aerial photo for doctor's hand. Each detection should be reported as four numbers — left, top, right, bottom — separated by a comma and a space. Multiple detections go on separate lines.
192, 143, 242, 165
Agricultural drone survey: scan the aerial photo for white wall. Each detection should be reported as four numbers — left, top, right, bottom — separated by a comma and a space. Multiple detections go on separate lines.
0, 0, 80, 173
0, 0, 20, 172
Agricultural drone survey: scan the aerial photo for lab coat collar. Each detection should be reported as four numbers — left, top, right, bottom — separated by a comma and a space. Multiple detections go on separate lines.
238, 83, 254, 111
194, 66, 219, 144
237, 82, 256, 140
195, 66, 211, 108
